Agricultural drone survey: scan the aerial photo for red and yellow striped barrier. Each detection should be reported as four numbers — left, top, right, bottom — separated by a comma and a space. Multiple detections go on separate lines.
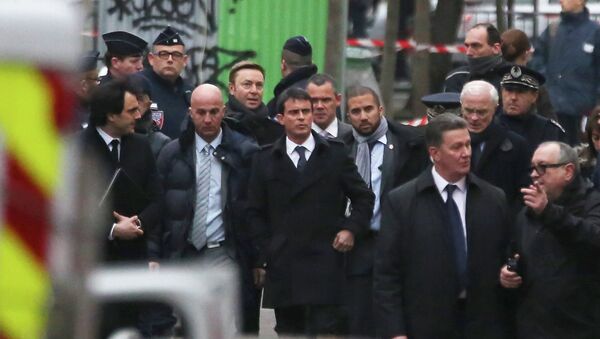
0, 64, 73, 339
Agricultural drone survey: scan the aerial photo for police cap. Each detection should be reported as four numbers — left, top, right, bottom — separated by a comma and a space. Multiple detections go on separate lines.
500, 65, 545, 90
153, 26, 185, 46
283, 35, 312, 56
102, 31, 147, 56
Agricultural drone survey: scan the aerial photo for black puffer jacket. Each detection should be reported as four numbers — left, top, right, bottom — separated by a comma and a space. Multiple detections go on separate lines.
154, 122, 259, 260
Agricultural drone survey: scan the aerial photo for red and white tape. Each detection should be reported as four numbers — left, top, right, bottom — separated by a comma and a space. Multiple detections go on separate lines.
347, 38, 467, 54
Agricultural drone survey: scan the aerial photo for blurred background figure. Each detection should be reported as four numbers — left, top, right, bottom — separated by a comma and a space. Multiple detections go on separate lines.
578, 106, 600, 187
421, 92, 461, 121
500, 28, 556, 121
76, 50, 100, 129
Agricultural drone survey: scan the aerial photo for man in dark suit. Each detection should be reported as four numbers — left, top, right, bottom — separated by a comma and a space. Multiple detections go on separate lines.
461, 80, 531, 209
77, 79, 162, 336
306, 73, 352, 140
342, 85, 428, 337
247, 88, 374, 336
374, 113, 510, 339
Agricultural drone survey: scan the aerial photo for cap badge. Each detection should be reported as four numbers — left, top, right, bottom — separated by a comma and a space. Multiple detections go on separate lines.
510, 66, 522, 78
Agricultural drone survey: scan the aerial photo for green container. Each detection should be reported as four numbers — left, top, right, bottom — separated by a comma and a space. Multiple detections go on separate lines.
217, 0, 328, 102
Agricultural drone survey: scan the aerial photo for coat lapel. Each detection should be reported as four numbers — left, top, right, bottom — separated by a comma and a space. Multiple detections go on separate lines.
474, 123, 505, 172
290, 134, 331, 198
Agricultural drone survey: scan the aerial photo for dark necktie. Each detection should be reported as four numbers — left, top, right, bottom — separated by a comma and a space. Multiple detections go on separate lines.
109, 139, 120, 164
366, 140, 378, 188
446, 184, 467, 292
296, 146, 307, 172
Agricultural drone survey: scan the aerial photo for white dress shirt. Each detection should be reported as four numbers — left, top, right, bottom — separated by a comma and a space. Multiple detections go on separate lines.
312, 118, 339, 138
195, 129, 225, 243
286, 134, 316, 168
96, 126, 120, 158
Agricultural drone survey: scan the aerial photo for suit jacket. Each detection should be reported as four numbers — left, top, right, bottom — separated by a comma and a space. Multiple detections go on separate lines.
337, 120, 353, 141
343, 119, 428, 275
247, 131, 374, 307
77, 127, 161, 262
374, 169, 510, 339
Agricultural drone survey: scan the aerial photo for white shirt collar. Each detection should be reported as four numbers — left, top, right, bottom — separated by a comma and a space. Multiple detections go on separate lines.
195, 128, 223, 152
286, 133, 316, 156
431, 166, 467, 195
312, 118, 339, 137
96, 126, 120, 146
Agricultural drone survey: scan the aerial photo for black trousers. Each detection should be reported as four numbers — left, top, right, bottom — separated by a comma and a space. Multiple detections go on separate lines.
345, 274, 376, 337
274, 304, 345, 336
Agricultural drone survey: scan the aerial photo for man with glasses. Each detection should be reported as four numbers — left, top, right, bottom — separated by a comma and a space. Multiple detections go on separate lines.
143, 26, 193, 139
461, 80, 530, 208
500, 141, 600, 338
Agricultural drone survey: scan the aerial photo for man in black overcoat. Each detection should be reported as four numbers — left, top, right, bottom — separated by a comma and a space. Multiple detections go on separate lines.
461, 80, 531, 209
77, 79, 161, 336
374, 113, 510, 339
247, 87, 374, 336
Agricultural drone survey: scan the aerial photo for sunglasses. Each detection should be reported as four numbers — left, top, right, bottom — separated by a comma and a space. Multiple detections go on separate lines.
528, 162, 569, 175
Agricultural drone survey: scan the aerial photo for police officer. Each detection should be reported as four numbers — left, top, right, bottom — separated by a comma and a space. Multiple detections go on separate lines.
497, 65, 566, 152
143, 26, 193, 139
100, 31, 147, 84
421, 92, 462, 121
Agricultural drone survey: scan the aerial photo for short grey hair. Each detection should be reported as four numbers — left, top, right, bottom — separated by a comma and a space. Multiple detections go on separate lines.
460, 80, 499, 106
539, 141, 581, 174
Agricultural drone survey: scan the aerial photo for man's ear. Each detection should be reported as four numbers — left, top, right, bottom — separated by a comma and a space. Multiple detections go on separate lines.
276, 113, 284, 125
564, 163, 576, 182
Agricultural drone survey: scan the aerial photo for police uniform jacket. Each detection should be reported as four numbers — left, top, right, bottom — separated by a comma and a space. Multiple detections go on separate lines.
142, 68, 193, 139
497, 110, 566, 152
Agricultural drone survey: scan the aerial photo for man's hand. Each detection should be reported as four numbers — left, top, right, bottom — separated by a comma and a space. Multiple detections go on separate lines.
253, 268, 266, 288
500, 264, 523, 289
521, 181, 548, 215
149, 261, 160, 271
112, 211, 143, 240
332, 230, 354, 252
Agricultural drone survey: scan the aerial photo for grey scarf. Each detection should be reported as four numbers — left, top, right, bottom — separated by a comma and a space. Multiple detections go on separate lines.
352, 118, 388, 184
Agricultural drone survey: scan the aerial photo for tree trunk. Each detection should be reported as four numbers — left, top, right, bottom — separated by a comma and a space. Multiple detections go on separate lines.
496, 0, 506, 32
324, 0, 347, 89
410, 0, 431, 118
429, 0, 464, 93
380, 0, 400, 118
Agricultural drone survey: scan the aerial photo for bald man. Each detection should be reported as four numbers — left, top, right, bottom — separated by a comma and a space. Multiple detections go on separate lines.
154, 84, 260, 332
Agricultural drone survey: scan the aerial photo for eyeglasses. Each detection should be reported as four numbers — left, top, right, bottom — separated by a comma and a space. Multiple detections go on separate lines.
528, 162, 569, 175
155, 51, 185, 61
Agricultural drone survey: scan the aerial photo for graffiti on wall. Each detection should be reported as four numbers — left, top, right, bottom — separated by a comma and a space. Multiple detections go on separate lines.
100, 0, 256, 88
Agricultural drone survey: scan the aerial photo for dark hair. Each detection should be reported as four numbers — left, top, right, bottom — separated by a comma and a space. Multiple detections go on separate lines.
501, 29, 531, 63
585, 106, 600, 157
276, 87, 313, 114
425, 113, 468, 148
307, 73, 338, 91
471, 23, 501, 46
103, 51, 141, 69
89, 79, 137, 127
228, 60, 265, 84
282, 49, 312, 72
345, 85, 381, 111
